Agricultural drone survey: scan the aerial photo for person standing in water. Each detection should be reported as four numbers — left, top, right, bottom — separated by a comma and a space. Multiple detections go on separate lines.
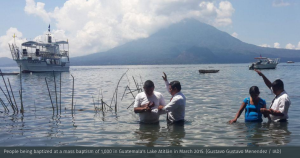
229, 86, 267, 123
255, 69, 291, 122
159, 72, 186, 124
134, 80, 166, 124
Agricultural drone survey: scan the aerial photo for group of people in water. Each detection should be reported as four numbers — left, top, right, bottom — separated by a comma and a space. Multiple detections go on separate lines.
133, 72, 186, 124
133, 70, 291, 124
229, 69, 291, 123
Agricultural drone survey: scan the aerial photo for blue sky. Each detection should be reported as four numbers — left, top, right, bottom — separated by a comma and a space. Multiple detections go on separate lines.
225, 0, 300, 48
0, 0, 299, 57
0, 0, 63, 37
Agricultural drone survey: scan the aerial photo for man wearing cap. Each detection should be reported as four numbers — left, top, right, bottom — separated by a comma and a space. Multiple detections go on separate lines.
159, 72, 186, 124
255, 70, 291, 122
134, 80, 166, 124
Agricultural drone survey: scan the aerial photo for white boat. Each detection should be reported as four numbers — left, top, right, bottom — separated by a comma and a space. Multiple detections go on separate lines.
249, 57, 280, 70
8, 26, 70, 72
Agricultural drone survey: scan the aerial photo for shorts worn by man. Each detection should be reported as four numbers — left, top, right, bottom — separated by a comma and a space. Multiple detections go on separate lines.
134, 80, 166, 123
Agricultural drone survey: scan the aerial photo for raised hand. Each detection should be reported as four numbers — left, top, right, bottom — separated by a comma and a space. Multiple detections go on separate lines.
162, 72, 167, 81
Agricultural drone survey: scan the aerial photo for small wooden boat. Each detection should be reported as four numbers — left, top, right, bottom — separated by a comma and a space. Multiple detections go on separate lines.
199, 70, 219, 73
0, 72, 19, 76
287, 61, 294, 63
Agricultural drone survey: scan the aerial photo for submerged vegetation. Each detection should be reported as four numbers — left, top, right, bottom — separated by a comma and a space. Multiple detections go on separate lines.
0, 68, 143, 118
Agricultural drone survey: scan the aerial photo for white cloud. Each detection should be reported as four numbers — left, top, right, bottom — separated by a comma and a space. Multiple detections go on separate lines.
259, 44, 271, 48
24, 0, 51, 23
273, 42, 280, 48
231, 32, 238, 38
33, 29, 68, 43
23, 0, 235, 57
285, 43, 295, 49
296, 41, 300, 50
0, 28, 27, 58
272, 0, 290, 7
215, 1, 235, 26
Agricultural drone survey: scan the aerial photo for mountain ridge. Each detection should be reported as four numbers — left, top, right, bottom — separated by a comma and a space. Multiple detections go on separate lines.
0, 57, 17, 67
71, 19, 300, 65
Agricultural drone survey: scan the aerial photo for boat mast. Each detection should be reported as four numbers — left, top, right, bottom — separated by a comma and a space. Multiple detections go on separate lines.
47, 24, 52, 44
9, 33, 19, 60
67, 39, 69, 61
13, 33, 16, 45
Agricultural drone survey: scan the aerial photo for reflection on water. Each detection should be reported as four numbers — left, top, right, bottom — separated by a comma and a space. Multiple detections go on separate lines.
135, 123, 161, 147
267, 122, 291, 145
235, 122, 291, 147
135, 123, 185, 147
166, 123, 186, 147
0, 63, 300, 147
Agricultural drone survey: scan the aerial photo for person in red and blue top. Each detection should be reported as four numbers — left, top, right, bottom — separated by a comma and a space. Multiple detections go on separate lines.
229, 86, 267, 124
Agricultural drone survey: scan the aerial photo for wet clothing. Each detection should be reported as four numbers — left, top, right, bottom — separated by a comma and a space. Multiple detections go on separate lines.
244, 97, 266, 122
161, 81, 186, 122
269, 90, 291, 122
134, 91, 166, 123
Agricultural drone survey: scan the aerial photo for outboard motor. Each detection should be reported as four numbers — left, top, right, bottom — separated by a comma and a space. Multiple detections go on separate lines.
249, 63, 254, 70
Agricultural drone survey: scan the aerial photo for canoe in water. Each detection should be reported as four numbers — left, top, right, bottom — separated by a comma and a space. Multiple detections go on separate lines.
199, 70, 219, 73
0, 72, 19, 76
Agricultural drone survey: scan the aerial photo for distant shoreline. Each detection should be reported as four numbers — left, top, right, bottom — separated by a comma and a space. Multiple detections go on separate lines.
0, 62, 297, 68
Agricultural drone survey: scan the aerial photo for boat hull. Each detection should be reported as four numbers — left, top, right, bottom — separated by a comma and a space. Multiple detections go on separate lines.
0, 73, 19, 76
199, 70, 219, 73
16, 60, 70, 72
249, 63, 278, 69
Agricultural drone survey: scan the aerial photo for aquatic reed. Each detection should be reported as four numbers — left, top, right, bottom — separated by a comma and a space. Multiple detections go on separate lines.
0, 69, 14, 111
8, 78, 18, 112
60, 72, 62, 114
18, 90, 24, 113
19, 66, 23, 112
45, 77, 54, 111
0, 98, 9, 112
110, 69, 129, 112
92, 95, 96, 112
71, 74, 74, 113
53, 71, 58, 114
0, 86, 15, 113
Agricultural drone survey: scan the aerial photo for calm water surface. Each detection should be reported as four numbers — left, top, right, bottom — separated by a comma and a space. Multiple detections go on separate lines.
0, 63, 299, 147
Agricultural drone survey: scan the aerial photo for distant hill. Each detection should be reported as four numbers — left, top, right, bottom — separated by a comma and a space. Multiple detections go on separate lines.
0, 57, 16, 67
71, 19, 300, 65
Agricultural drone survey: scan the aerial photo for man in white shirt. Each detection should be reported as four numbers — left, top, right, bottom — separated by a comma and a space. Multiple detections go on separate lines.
134, 80, 166, 124
159, 72, 186, 124
255, 70, 291, 122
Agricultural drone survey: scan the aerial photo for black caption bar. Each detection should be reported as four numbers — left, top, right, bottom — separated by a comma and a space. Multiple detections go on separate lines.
0, 147, 299, 158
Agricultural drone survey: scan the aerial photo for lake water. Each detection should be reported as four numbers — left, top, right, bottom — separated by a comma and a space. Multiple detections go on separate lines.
0, 63, 299, 147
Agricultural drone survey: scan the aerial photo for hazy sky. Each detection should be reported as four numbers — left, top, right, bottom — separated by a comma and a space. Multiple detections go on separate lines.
0, 0, 299, 58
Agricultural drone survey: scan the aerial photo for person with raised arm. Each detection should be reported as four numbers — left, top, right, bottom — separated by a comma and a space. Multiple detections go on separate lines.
254, 69, 291, 122
158, 72, 186, 124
